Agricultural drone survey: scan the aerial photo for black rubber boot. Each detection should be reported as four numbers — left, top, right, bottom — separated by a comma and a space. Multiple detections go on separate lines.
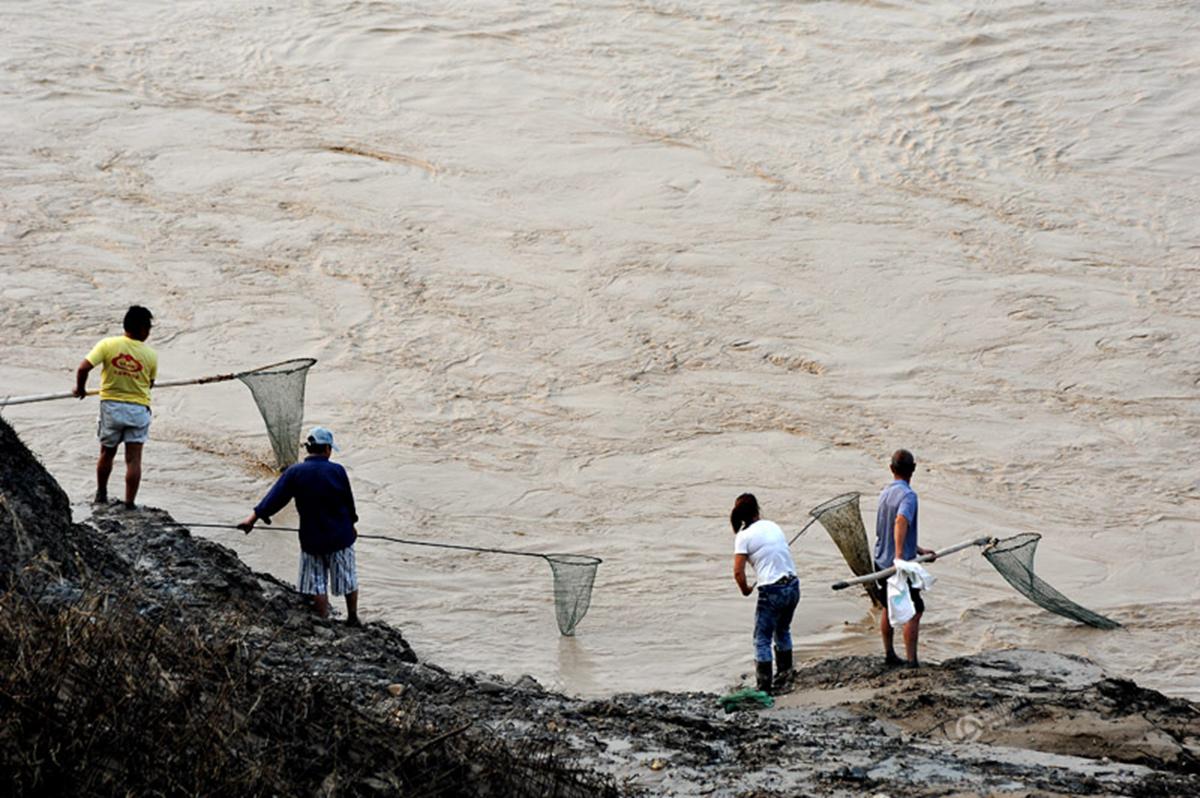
755, 660, 773, 693
773, 648, 794, 692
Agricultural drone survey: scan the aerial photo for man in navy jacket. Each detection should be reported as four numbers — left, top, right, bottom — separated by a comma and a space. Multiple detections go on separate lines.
238, 426, 361, 625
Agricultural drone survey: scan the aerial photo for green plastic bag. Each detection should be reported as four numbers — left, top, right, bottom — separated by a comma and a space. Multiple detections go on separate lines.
717, 688, 774, 713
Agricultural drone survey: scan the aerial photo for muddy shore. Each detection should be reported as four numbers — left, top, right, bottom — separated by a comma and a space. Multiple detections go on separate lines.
1, 416, 1197, 797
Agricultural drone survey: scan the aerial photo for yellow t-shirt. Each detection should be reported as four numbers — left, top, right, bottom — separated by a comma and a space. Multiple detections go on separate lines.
86, 336, 158, 406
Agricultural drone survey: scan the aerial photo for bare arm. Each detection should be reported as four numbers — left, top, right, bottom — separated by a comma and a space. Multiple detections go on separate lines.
74, 359, 94, 398
894, 515, 935, 562
893, 514, 908, 564
733, 553, 753, 596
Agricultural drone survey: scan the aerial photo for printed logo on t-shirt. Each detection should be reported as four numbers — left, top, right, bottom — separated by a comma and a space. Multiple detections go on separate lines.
112, 353, 144, 375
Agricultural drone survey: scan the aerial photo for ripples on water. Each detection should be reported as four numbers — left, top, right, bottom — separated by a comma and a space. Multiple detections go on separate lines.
1, 0, 1197, 697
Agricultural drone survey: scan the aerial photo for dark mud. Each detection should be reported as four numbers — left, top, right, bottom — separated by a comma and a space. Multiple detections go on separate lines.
2, 415, 1197, 796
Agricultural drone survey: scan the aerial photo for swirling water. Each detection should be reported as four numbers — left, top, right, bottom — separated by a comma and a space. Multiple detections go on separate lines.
1, 0, 1198, 697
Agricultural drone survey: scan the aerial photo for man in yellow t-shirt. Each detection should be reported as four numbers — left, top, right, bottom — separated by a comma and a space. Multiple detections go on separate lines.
74, 306, 158, 509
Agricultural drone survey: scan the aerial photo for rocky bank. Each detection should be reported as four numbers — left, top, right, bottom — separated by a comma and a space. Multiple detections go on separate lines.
1, 416, 1197, 797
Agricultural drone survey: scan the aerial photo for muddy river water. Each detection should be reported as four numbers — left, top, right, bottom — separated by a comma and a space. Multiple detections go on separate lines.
2, 0, 1198, 698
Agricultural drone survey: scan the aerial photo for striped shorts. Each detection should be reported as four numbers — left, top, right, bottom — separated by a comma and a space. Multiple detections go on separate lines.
298, 545, 358, 596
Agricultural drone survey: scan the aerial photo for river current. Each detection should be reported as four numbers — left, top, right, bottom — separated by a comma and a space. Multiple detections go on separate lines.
2, 0, 1198, 698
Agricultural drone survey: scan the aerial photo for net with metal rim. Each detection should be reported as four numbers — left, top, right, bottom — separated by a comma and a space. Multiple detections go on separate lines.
545, 554, 601, 636
983, 533, 1120, 629
235, 358, 316, 471
810, 492, 885, 607
176, 524, 603, 636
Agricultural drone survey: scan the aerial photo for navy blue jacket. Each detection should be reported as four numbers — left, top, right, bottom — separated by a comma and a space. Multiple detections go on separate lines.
255, 455, 357, 555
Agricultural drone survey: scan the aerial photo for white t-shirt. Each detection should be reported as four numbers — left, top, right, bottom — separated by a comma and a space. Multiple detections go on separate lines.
733, 519, 797, 588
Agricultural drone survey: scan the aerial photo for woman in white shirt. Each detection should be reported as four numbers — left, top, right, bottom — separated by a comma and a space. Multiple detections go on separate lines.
732, 493, 800, 693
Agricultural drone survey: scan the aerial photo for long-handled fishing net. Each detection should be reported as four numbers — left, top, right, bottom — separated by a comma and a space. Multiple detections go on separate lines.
828, 532, 1120, 629
831, 537, 994, 591
361, 534, 601, 636
1, 358, 316, 471
983, 533, 1120, 629
232, 359, 316, 469
180, 523, 601, 636
807, 492, 885, 608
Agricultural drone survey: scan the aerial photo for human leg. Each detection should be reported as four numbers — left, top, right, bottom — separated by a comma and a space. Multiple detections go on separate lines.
95, 402, 122, 502
903, 614, 921, 665
753, 591, 778, 662
299, 551, 331, 619
752, 589, 777, 691
123, 443, 143, 508
772, 581, 800, 690
903, 589, 925, 666
120, 404, 151, 508
328, 546, 360, 626
95, 445, 117, 502
771, 581, 799, 652
881, 607, 902, 665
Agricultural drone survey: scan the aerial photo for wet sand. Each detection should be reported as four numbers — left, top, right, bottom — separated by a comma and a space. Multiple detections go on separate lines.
1, 0, 1198, 698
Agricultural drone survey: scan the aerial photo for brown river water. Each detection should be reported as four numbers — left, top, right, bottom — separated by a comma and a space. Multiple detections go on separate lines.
1, 0, 1198, 699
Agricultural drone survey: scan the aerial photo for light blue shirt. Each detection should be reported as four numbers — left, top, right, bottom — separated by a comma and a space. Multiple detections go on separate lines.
874, 480, 918, 569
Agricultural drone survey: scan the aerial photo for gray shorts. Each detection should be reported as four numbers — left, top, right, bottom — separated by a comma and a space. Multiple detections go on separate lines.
298, 545, 358, 596
97, 400, 151, 448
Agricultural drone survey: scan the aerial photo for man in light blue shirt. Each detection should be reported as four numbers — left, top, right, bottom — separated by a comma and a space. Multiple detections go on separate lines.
874, 449, 936, 667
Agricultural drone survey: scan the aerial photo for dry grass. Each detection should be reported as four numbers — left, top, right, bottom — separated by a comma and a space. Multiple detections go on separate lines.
0, 572, 616, 797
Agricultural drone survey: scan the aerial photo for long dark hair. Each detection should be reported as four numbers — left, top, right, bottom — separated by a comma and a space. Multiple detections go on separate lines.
730, 493, 760, 533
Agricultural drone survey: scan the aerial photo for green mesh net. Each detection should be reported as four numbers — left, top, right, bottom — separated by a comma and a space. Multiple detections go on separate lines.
545, 554, 601, 636
235, 358, 316, 470
983, 533, 1120, 629
810, 492, 885, 608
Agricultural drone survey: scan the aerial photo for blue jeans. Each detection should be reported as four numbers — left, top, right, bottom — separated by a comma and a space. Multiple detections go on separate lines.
754, 577, 800, 662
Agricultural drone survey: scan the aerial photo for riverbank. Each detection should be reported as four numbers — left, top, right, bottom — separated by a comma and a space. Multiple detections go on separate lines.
1, 416, 1196, 796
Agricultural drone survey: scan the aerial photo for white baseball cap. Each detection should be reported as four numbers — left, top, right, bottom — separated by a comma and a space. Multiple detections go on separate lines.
306, 426, 340, 451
